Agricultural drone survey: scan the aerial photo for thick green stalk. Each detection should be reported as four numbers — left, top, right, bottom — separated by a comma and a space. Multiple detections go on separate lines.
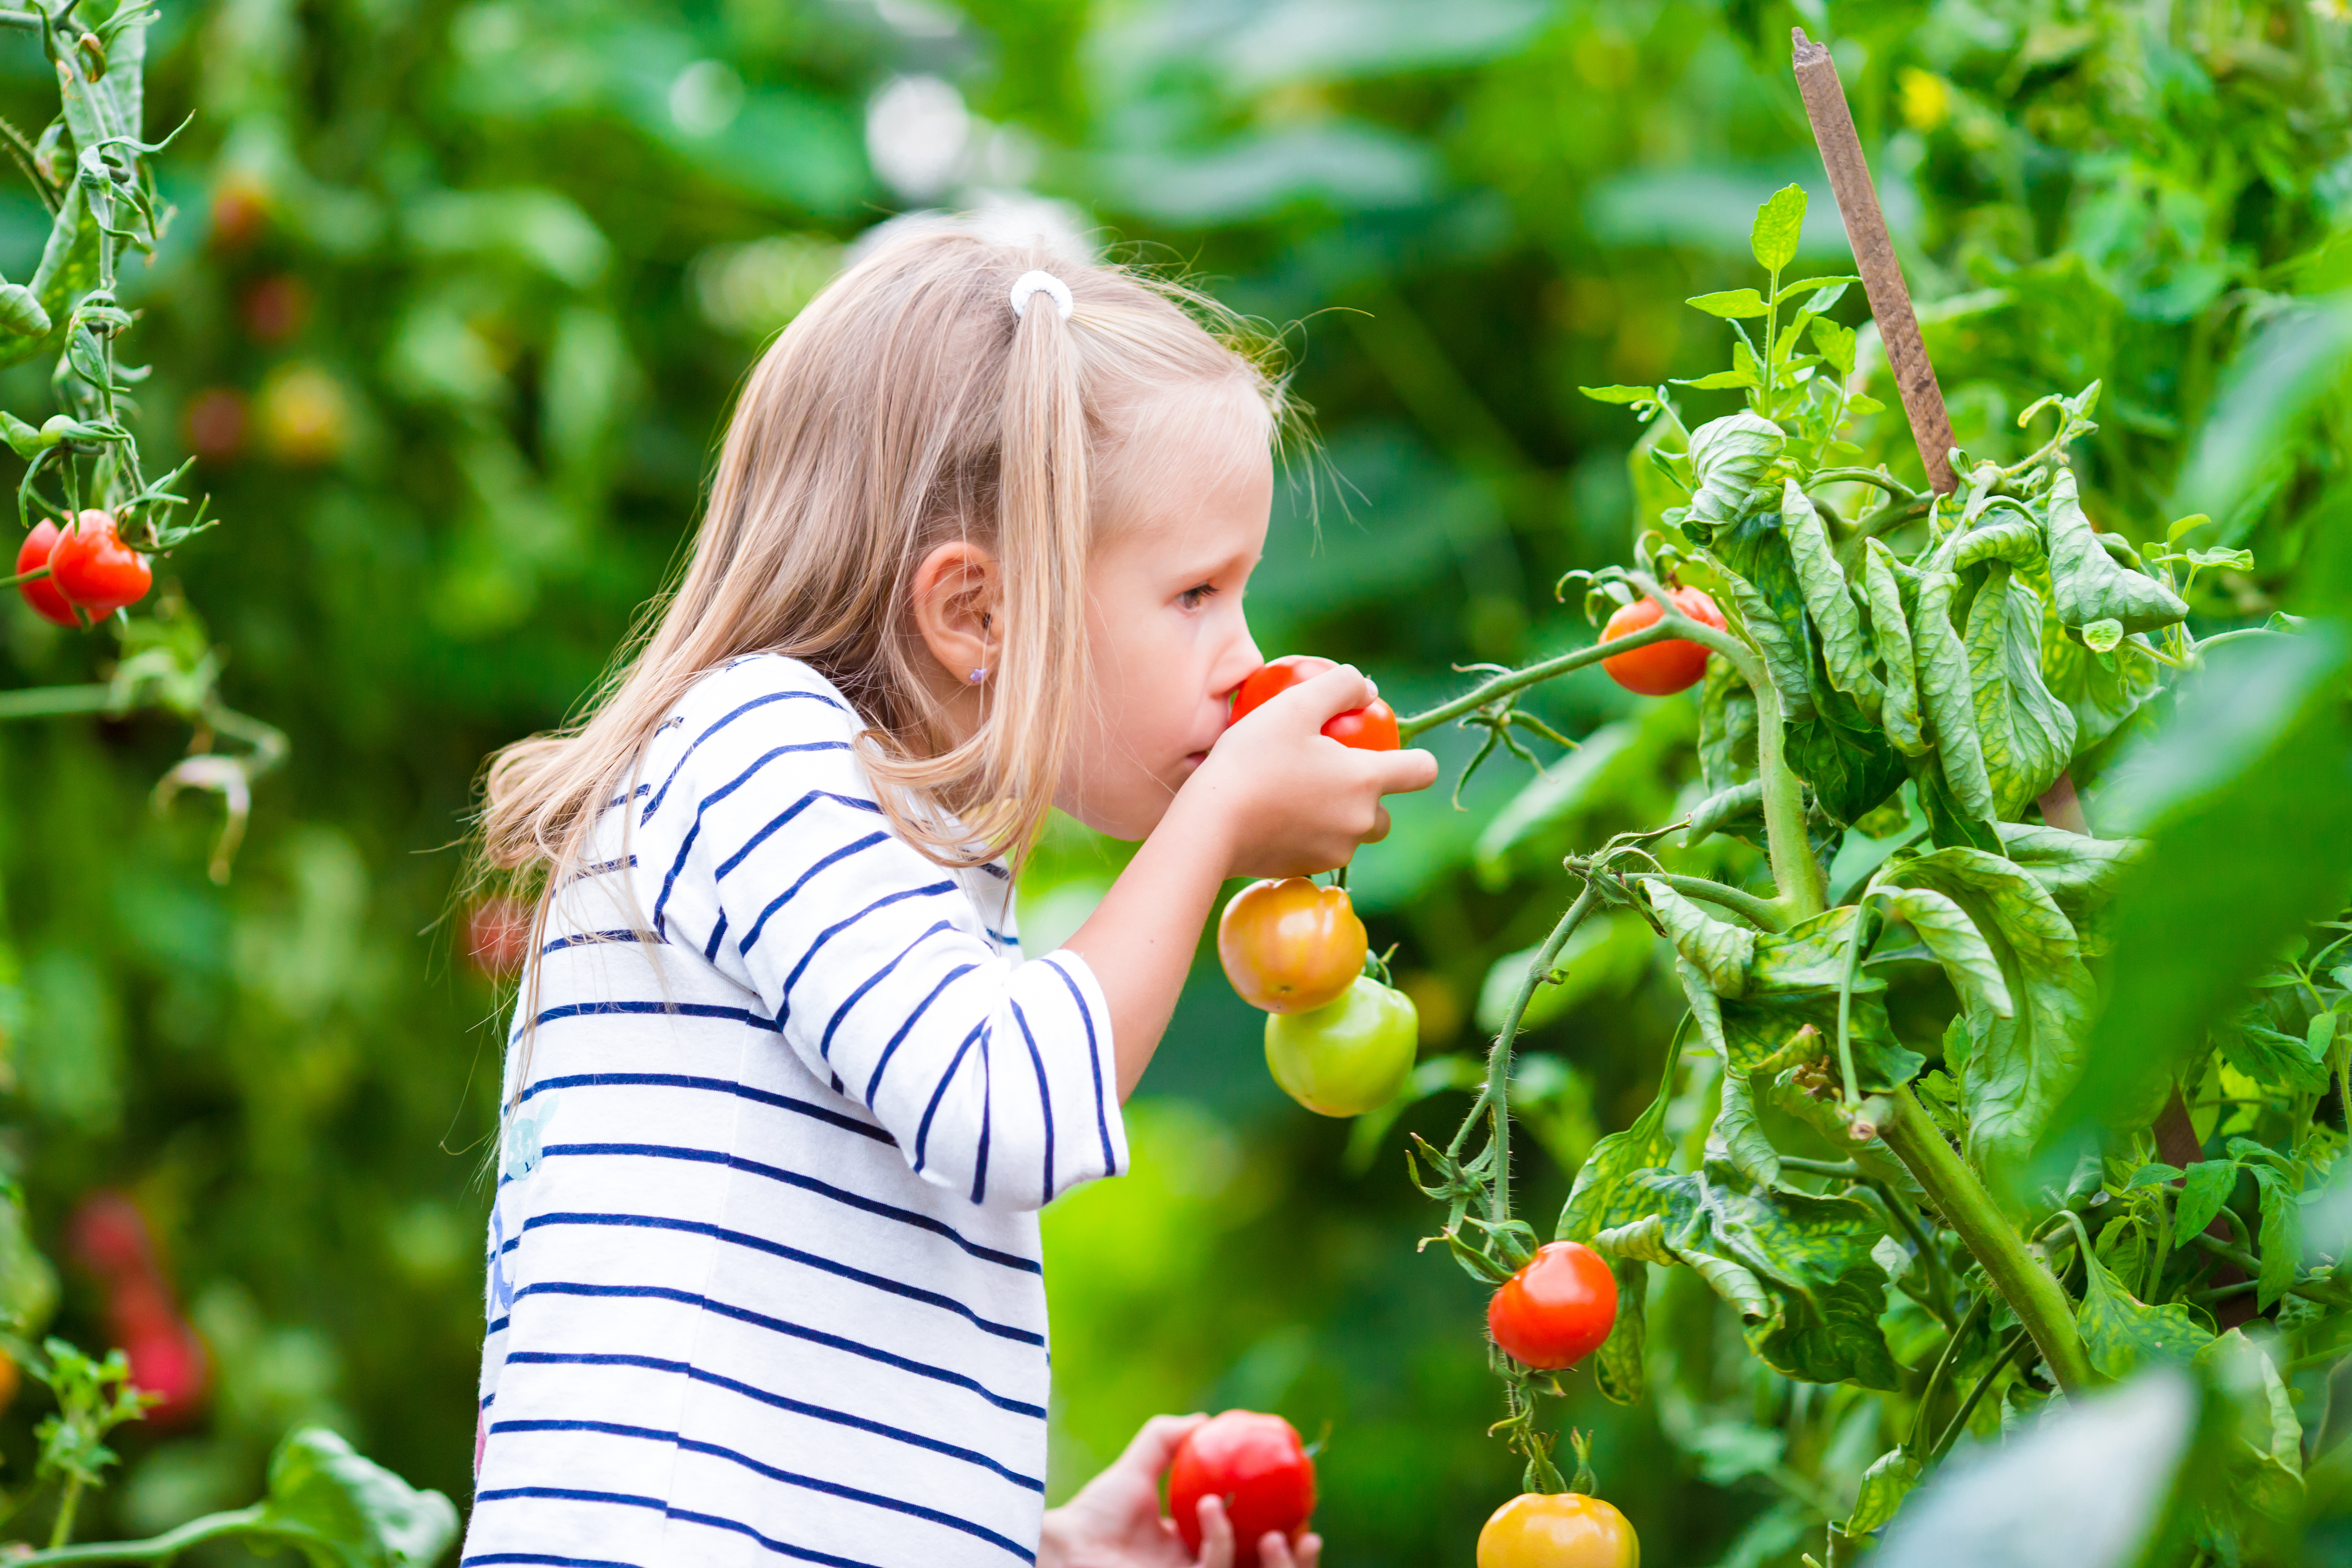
1398, 620, 1677, 742
0, 684, 113, 720
19, 1506, 266, 1564
1469, 880, 1601, 1221
1627, 871, 1788, 932
1878, 1089, 2091, 1394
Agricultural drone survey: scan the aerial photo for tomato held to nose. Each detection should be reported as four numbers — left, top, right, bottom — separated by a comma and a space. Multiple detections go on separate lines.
1599, 586, 1725, 696
1488, 1240, 1618, 1370
15, 520, 77, 626
1265, 976, 1418, 1117
47, 510, 152, 618
1218, 877, 1367, 1014
1477, 1491, 1639, 1568
1167, 1410, 1317, 1568
1230, 655, 1401, 750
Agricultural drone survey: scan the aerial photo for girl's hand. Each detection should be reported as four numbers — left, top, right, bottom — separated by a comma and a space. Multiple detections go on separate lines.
1187, 662, 1438, 878
1038, 1413, 1324, 1568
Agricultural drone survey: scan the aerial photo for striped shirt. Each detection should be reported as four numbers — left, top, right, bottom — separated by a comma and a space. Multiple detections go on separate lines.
463, 654, 1128, 1568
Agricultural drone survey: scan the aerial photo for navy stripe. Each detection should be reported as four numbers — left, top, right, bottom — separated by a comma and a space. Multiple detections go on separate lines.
735, 833, 890, 958
819, 920, 953, 1063
703, 912, 729, 963
1046, 958, 1119, 1177
715, 791, 883, 881
471, 1487, 885, 1568
972, 1029, 993, 1206
533, 1000, 781, 1032
518, 1072, 892, 1146
864, 962, 979, 1105
489, 1420, 1033, 1559
487, 1313, 510, 1335
1010, 999, 1056, 1204
985, 924, 1018, 949
514, 1282, 1045, 1417
535, 1142, 1039, 1273
464, 1554, 643, 1568
567, 855, 636, 884
595, 782, 653, 816
540, 929, 657, 955
979, 862, 1010, 881
520, 1212, 1043, 1345
655, 758, 853, 936
913, 1021, 987, 1176
503, 1350, 1044, 1490
641, 690, 848, 824
770, 881, 958, 996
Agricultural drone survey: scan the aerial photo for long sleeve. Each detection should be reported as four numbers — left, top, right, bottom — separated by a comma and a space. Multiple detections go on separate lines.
642, 662, 1128, 1212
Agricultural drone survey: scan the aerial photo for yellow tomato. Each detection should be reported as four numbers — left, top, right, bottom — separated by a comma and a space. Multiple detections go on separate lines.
1217, 878, 1366, 1014
1477, 1492, 1639, 1568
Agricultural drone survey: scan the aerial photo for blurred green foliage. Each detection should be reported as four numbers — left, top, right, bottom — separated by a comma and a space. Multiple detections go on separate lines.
0, 0, 2347, 1563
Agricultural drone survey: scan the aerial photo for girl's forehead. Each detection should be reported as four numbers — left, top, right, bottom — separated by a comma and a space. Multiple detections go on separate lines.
1095, 382, 1272, 531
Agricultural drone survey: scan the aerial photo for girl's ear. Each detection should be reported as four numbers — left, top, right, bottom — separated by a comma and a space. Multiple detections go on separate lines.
910, 539, 1002, 686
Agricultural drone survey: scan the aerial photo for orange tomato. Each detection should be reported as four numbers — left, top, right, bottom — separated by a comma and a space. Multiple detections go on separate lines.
0, 1348, 17, 1411
1218, 878, 1367, 1014
1599, 586, 1725, 696
1478, 1492, 1639, 1568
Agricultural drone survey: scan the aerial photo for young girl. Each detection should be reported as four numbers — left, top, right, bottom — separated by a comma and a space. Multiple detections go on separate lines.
465, 227, 1435, 1568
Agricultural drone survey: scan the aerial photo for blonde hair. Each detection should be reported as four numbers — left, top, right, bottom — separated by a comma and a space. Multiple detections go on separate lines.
475, 225, 1289, 911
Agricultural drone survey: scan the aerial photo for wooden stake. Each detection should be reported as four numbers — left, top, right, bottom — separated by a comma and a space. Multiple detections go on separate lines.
1791, 28, 1957, 497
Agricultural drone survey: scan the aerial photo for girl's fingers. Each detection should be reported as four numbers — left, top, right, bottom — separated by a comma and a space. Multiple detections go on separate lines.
1256, 1531, 1320, 1568
1194, 1495, 1236, 1568
1362, 803, 1392, 844
1371, 746, 1440, 794
1284, 663, 1375, 724
1112, 1413, 1207, 1480
1294, 1532, 1323, 1568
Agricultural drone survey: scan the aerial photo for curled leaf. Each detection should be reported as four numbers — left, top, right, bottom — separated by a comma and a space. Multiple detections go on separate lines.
1913, 570, 1996, 826
1965, 565, 2076, 818
1647, 882, 1755, 996
1783, 480, 1881, 717
1685, 412, 1786, 531
2044, 466, 2189, 633
1883, 887, 2013, 1020
1861, 540, 1926, 757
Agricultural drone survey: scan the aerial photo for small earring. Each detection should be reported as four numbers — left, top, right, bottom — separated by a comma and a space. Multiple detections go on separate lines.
968, 666, 989, 684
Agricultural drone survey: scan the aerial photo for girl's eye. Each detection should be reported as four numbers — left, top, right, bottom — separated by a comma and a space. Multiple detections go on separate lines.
1178, 583, 1218, 610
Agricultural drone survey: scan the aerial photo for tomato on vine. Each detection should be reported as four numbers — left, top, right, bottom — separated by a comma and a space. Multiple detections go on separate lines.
47, 510, 152, 619
1599, 585, 1723, 696
1477, 1491, 1638, 1568
1167, 1411, 1317, 1568
1218, 878, 1367, 1014
16, 520, 77, 626
1265, 975, 1418, 1116
1488, 1241, 1617, 1370
1230, 655, 1401, 750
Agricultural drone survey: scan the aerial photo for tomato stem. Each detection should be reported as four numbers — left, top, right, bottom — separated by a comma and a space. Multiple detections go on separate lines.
1463, 879, 1602, 1224
1396, 620, 1681, 742
1877, 1090, 2091, 1394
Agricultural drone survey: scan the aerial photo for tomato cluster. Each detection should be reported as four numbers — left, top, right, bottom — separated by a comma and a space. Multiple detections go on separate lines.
1166, 1410, 1317, 1567
15, 510, 153, 627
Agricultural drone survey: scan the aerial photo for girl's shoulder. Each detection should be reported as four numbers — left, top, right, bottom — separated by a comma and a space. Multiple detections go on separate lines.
664, 653, 861, 747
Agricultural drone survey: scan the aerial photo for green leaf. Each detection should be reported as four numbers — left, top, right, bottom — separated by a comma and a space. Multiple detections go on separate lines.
1720, 909, 1922, 1093
1671, 367, 1760, 390
1713, 556, 1816, 725
1950, 518, 2043, 570
245, 1427, 462, 1568
1593, 1255, 1647, 1406
2081, 618, 2125, 653
1713, 1069, 1782, 1186
1965, 564, 2078, 818
2247, 1166, 2303, 1312
1886, 848, 2095, 1198
1777, 274, 1860, 304
1580, 383, 1661, 405
2038, 602, 2161, 752
1686, 779, 1764, 846
2075, 1240, 2212, 1379
0, 1181, 58, 1337
1883, 887, 2012, 1020
1913, 571, 1998, 828
1847, 1447, 1924, 1536
1684, 411, 1786, 531
1809, 315, 1857, 378
1696, 655, 1760, 797
1862, 540, 1926, 757
1687, 287, 1769, 319
1750, 183, 1807, 273
2175, 1159, 2235, 1245
1783, 480, 1881, 718
1646, 882, 1755, 996
1992, 824, 2145, 926
2043, 466, 2190, 634
1558, 1108, 1676, 1244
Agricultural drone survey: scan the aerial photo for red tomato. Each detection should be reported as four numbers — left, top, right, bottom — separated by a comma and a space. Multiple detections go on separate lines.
1599, 586, 1725, 696
1167, 1411, 1317, 1567
16, 520, 78, 626
1229, 656, 1401, 751
113, 1277, 210, 1428
1478, 1491, 1639, 1568
1488, 1241, 1618, 1370
47, 510, 152, 618
184, 387, 250, 463
1218, 878, 1367, 1014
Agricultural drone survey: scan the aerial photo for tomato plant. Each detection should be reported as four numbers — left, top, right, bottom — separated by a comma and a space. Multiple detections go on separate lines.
1230, 655, 1401, 750
1167, 1410, 1317, 1567
1599, 585, 1723, 696
1219, 877, 1368, 1014
1488, 1242, 1617, 1371
1265, 975, 1419, 1117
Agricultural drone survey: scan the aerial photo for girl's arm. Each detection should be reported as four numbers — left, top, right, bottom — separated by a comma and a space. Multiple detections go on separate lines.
1065, 664, 1437, 1100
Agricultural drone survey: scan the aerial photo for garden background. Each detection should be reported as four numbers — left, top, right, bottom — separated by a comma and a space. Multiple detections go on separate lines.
1, 0, 2348, 1563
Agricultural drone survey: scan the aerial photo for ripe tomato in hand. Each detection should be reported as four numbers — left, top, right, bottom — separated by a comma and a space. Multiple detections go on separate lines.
1477, 1491, 1639, 1568
1488, 1240, 1617, 1369
1265, 976, 1417, 1117
15, 520, 77, 626
1167, 1411, 1316, 1568
1230, 655, 1401, 751
1219, 878, 1367, 1014
1599, 586, 1725, 696
47, 510, 152, 618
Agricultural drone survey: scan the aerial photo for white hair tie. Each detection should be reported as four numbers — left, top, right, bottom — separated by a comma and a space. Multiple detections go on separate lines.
1009, 270, 1073, 323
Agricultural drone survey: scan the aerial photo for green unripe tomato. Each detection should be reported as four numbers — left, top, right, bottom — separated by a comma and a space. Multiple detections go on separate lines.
1264, 976, 1418, 1117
